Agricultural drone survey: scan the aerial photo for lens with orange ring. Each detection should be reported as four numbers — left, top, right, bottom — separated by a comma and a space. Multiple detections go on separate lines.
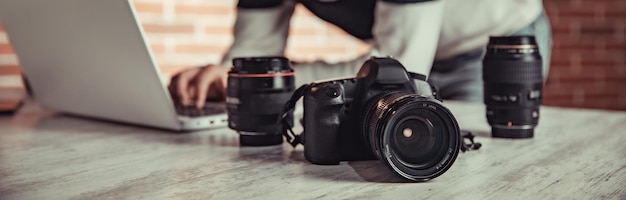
226, 57, 295, 146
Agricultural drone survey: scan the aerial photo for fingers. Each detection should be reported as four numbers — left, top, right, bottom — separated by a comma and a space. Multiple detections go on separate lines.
216, 74, 228, 100
205, 77, 227, 102
194, 68, 219, 108
171, 67, 201, 106
169, 65, 227, 108
187, 84, 198, 102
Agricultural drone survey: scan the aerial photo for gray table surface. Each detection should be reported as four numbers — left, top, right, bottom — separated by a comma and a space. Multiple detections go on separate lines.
1, 101, 625, 200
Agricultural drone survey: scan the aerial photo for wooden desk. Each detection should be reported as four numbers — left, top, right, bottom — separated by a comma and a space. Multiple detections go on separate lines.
1, 102, 625, 199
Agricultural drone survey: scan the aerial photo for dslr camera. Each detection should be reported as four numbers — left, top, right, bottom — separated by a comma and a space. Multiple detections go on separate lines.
302, 57, 461, 181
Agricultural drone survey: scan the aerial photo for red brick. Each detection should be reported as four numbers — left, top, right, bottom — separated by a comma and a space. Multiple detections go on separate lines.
461, 1, 626, 109
550, 16, 621, 30
543, 99, 575, 108
544, 80, 625, 96
142, 24, 194, 34
205, 26, 232, 35
551, 25, 573, 35
578, 97, 626, 110
133, 2, 163, 14
0, 43, 14, 54
578, 24, 619, 39
544, 94, 626, 110
0, 86, 24, 91
556, 9, 596, 18
0, 65, 21, 75
150, 44, 167, 54
551, 49, 621, 63
551, 71, 626, 82
554, 40, 626, 51
552, 42, 597, 52
175, 5, 234, 16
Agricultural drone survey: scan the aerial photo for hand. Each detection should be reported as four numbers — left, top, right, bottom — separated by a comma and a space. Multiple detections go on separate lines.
169, 65, 228, 108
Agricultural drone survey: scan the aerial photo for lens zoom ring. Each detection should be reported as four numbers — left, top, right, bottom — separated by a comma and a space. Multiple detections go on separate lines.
483, 60, 543, 83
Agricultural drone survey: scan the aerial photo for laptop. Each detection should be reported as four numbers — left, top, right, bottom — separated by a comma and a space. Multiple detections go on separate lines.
0, 0, 228, 131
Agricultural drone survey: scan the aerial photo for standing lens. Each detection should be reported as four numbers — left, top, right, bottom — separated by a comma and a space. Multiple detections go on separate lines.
482, 36, 543, 138
227, 57, 295, 146
362, 93, 460, 181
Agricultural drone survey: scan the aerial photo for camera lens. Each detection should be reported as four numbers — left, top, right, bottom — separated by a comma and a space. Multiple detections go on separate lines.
362, 93, 460, 181
483, 36, 543, 138
227, 57, 295, 146
393, 117, 439, 168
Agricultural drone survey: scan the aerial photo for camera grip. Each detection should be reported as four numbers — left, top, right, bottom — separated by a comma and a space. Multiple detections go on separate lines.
303, 95, 344, 165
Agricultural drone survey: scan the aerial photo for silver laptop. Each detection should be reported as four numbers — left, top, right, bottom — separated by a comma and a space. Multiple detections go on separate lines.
0, 0, 228, 131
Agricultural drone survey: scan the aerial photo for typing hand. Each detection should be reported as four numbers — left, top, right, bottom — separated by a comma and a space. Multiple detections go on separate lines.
169, 65, 228, 108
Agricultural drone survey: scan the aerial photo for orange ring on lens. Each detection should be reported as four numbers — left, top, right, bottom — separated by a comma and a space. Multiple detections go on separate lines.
229, 72, 294, 78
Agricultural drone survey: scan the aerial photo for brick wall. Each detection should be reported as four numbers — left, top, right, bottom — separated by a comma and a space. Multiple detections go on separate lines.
0, 0, 624, 110
543, 0, 626, 110
131, 0, 369, 77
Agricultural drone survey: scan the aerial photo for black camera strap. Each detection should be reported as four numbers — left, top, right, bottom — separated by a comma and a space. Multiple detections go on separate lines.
460, 131, 482, 152
279, 84, 311, 147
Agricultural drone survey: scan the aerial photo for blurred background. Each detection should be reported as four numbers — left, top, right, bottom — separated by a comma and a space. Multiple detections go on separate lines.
0, 0, 624, 110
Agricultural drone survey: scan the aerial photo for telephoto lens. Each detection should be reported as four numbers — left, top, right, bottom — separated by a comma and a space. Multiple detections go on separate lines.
227, 57, 295, 146
482, 36, 543, 138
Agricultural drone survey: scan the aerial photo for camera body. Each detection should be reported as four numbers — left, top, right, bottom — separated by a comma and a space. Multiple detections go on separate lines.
303, 57, 446, 165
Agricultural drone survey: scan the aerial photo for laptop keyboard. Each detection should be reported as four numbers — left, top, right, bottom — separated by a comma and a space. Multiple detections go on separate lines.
175, 103, 226, 117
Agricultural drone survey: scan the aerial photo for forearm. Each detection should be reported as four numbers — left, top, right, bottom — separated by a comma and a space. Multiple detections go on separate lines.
220, 0, 295, 66
293, 0, 445, 86
372, 0, 444, 76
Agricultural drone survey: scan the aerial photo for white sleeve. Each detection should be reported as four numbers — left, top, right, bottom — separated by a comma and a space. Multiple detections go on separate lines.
371, 0, 444, 76
220, 1, 296, 66
293, 1, 445, 86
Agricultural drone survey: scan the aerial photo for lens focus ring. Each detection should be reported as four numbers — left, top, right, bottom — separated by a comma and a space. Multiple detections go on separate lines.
483, 60, 543, 83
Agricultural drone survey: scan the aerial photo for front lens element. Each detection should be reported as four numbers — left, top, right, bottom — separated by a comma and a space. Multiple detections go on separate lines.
392, 115, 443, 169
362, 93, 460, 181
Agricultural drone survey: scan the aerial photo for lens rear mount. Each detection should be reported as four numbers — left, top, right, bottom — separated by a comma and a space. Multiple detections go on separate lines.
492, 127, 534, 139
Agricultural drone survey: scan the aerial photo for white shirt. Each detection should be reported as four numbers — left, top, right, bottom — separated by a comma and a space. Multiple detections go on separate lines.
222, 0, 543, 86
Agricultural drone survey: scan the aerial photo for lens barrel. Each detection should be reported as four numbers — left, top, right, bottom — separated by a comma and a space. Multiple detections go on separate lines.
362, 92, 460, 181
227, 57, 295, 146
483, 36, 543, 138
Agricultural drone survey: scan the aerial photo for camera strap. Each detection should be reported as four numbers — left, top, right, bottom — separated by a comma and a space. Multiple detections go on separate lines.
460, 131, 482, 152
279, 84, 311, 147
